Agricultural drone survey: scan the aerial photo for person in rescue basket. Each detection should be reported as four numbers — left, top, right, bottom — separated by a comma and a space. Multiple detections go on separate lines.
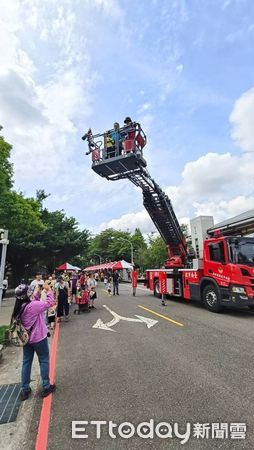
110, 122, 124, 156
11, 282, 56, 401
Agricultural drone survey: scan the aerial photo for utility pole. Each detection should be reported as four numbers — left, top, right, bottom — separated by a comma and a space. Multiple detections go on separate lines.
0, 229, 9, 308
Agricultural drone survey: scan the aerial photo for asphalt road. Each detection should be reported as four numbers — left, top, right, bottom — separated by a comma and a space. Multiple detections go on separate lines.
34, 283, 254, 449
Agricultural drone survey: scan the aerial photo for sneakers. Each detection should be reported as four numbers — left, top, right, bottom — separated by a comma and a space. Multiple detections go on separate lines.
41, 384, 56, 398
20, 387, 32, 401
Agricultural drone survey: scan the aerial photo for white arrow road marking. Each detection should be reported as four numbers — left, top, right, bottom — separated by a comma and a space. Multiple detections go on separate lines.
134, 315, 158, 329
92, 305, 158, 331
92, 318, 116, 332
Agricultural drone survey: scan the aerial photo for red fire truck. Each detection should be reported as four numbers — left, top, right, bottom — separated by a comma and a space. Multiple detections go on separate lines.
84, 123, 254, 312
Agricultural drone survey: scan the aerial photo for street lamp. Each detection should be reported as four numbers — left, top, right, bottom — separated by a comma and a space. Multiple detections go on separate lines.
119, 238, 134, 265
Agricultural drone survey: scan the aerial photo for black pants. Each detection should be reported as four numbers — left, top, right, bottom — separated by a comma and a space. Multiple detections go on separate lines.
113, 282, 119, 295
57, 297, 69, 317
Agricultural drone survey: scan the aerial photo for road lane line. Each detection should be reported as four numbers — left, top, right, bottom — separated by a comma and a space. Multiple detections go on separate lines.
138, 305, 184, 327
35, 321, 60, 450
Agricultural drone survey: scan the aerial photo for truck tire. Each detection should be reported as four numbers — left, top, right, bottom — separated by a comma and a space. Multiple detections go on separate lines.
153, 279, 161, 299
202, 284, 222, 313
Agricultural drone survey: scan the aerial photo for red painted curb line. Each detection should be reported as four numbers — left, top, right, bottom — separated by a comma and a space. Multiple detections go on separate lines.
35, 322, 60, 450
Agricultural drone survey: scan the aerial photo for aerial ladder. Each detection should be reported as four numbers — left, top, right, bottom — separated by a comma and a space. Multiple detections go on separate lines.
83, 123, 188, 268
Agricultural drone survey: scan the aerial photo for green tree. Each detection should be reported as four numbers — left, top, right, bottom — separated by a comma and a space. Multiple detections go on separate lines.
87, 228, 148, 266
145, 235, 168, 269
0, 129, 13, 191
36, 209, 91, 273
0, 131, 90, 283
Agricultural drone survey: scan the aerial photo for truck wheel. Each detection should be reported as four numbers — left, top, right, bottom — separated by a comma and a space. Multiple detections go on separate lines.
248, 305, 254, 311
153, 279, 161, 299
202, 284, 222, 313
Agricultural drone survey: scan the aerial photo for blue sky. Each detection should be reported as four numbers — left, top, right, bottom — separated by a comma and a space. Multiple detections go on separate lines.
0, 0, 254, 235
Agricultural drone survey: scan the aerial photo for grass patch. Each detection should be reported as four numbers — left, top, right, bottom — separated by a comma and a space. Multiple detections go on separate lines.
0, 325, 9, 344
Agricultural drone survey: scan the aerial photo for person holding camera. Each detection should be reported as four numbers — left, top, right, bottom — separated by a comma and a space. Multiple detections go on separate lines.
11, 282, 56, 401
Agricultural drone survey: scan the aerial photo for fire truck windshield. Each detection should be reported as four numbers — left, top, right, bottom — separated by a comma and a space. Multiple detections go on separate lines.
228, 237, 254, 266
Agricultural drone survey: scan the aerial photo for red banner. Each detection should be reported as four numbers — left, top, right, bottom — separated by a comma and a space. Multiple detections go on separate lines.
131, 270, 138, 288
159, 272, 167, 295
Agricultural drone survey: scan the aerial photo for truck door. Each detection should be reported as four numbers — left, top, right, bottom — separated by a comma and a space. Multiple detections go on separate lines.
204, 240, 230, 286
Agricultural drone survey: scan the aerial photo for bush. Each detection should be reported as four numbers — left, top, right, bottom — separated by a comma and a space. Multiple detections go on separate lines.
0, 325, 9, 345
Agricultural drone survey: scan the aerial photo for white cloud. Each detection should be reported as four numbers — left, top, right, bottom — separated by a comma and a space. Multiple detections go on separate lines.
230, 87, 254, 152
98, 210, 152, 233
193, 196, 254, 223
176, 64, 183, 73
98, 86, 254, 232
137, 102, 151, 114
136, 114, 155, 134
0, 0, 96, 189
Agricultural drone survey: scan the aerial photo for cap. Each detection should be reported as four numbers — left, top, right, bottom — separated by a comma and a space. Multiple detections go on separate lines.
124, 117, 132, 124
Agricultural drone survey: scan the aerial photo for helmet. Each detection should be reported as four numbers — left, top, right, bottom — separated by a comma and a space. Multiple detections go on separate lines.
124, 116, 132, 124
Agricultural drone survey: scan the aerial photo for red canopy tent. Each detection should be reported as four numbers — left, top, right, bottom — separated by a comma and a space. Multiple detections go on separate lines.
84, 262, 115, 272
56, 262, 81, 272
84, 260, 133, 271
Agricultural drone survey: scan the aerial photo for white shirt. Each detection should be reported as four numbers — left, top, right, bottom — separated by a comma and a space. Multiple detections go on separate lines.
30, 279, 42, 288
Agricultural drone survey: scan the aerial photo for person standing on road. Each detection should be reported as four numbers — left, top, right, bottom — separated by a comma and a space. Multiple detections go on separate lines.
70, 271, 79, 304
112, 270, 120, 295
87, 273, 97, 308
30, 272, 43, 289
2, 277, 8, 300
55, 276, 70, 322
11, 282, 56, 400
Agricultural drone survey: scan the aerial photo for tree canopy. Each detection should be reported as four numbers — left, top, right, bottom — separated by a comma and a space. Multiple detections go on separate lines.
0, 131, 90, 284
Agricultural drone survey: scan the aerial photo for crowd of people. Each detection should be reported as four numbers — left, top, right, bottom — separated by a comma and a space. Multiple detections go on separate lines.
10, 268, 121, 401
83, 116, 144, 159
104, 116, 136, 158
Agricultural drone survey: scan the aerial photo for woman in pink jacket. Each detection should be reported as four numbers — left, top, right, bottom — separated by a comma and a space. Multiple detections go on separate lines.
12, 282, 56, 401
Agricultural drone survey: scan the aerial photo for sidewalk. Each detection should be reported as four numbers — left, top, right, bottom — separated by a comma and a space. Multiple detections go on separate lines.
0, 297, 41, 450
0, 296, 14, 327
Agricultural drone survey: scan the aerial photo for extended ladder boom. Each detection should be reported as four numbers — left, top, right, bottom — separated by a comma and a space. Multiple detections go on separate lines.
84, 124, 188, 267
127, 168, 187, 265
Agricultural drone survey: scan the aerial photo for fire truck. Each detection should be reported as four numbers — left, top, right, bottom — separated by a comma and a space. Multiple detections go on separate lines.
84, 123, 254, 312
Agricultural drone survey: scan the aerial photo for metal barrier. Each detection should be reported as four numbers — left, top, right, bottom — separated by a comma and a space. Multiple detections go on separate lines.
84, 123, 147, 163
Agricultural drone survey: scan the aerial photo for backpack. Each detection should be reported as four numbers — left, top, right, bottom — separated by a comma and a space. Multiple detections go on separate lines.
9, 303, 34, 347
